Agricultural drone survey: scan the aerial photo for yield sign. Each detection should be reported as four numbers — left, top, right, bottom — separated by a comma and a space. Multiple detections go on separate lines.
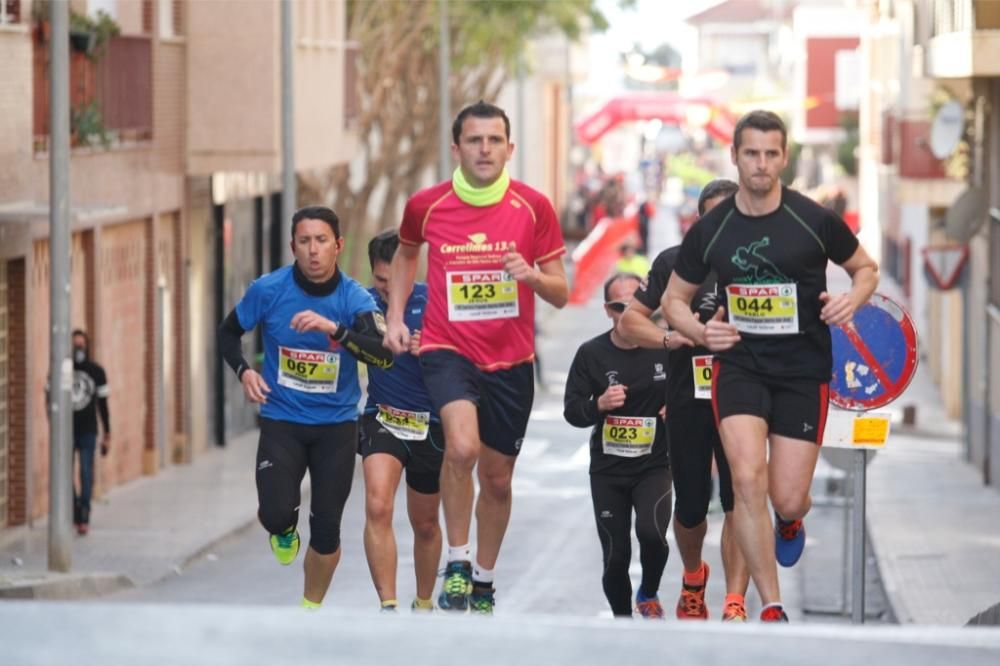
922, 244, 968, 290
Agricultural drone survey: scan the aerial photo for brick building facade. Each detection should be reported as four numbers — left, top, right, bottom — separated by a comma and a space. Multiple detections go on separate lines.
0, 0, 357, 527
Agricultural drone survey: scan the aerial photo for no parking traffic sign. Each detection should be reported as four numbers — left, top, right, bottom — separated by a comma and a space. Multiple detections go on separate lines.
829, 293, 918, 411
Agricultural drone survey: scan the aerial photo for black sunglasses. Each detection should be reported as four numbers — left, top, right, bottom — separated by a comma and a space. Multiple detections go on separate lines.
606, 301, 628, 313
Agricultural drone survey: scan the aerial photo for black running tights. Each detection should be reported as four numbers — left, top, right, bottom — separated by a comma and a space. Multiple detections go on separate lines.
590, 467, 672, 616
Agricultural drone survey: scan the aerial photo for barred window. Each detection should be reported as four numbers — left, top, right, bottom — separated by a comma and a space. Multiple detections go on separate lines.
0, 0, 21, 25
158, 0, 184, 38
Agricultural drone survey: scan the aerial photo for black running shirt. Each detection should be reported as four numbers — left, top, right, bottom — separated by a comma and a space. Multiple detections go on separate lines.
564, 331, 669, 475
634, 246, 721, 407
673, 187, 859, 381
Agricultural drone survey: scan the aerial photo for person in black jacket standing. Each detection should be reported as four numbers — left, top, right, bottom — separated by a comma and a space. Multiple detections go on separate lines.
564, 273, 671, 618
70, 329, 110, 535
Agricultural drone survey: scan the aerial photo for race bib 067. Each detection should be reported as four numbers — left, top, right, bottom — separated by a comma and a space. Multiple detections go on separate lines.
277, 346, 340, 393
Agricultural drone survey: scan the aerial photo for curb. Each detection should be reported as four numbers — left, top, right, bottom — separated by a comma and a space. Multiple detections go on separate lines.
0, 572, 134, 600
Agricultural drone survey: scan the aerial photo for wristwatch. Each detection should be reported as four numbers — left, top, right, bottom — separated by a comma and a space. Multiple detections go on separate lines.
662, 330, 671, 350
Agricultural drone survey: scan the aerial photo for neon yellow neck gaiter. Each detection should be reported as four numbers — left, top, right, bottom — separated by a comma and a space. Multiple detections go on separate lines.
452, 167, 510, 207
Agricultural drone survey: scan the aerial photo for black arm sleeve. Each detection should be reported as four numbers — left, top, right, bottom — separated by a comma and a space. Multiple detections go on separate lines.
333, 311, 394, 369
563, 347, 601, 428
218, 309, 251, 380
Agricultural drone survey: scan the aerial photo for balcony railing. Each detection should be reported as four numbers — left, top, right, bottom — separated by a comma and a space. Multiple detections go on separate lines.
33, 31, 152, 152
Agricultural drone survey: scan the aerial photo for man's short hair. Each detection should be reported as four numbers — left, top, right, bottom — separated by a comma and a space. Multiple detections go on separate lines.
603, 272, 641, 302
71, 329, 89, 349
733, 110, 787, 151
291, 206, 341, 239
368, 229, 399, 270
697, 179, 739, 216
452, 100, 511, 145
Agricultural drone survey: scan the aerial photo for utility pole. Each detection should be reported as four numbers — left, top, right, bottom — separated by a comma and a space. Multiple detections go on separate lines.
281, 0, 295, 262
438, 0, 450, 182
48, 0, 72, 572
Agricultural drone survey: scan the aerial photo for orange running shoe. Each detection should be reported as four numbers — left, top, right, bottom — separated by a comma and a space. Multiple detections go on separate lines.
759, 605, 789, 622
721, 598, 748, 622
675, 562, 710, 620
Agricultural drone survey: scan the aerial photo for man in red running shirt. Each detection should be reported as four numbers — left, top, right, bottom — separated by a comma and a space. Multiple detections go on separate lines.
384, 101, 568, 614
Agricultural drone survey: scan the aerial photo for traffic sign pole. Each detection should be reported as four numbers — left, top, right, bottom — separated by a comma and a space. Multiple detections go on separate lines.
851, 449, 868, 624
828, 292, 919, 624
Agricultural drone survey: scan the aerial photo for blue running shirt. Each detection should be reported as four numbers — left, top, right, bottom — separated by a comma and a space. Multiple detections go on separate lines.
236, 266, 378, 425
363, 284, 438, 422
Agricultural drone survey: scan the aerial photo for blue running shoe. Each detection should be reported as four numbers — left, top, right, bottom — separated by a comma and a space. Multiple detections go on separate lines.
774, 513, 805, 567
635, 590, 665, 619
437, 560, 472, 611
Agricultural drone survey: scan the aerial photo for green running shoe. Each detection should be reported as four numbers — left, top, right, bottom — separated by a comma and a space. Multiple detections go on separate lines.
269, 528, 300, 566
437, 560, 472, 611
469, 585, 495, 615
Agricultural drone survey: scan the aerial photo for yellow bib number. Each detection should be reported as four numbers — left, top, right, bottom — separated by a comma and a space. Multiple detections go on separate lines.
277, 346, 340, 393
725, 283, 799, 335
375, 404, 431, 441
446, 270, 519, 321
602, 416, 656, 458
692, 355, 713, 400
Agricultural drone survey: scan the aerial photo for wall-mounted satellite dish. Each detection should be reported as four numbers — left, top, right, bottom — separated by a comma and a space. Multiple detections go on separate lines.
944, 185, 986, 243
929, 100, 964, 159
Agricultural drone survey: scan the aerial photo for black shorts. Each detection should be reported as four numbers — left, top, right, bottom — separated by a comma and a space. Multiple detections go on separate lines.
419, 350, 534, 457
358, 413, 445, 495
255, 417, 356, 555
667, 401, 734, 527
710, 359, 830, 444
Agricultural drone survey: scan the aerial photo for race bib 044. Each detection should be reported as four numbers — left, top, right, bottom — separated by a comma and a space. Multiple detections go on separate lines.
725, 283, 799, 335
601, 415, 656, 458
446, 270, 519, 321
277, 346, 340, 393
375, 404, 431, 441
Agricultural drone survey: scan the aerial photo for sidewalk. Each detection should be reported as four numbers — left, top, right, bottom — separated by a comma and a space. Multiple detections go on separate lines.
0, 429, 261, 599
853, 275, 1000, 625
865, 358, 1000, 625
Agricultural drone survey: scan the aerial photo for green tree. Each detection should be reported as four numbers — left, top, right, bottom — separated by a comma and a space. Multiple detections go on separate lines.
299, 0, 610, 275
